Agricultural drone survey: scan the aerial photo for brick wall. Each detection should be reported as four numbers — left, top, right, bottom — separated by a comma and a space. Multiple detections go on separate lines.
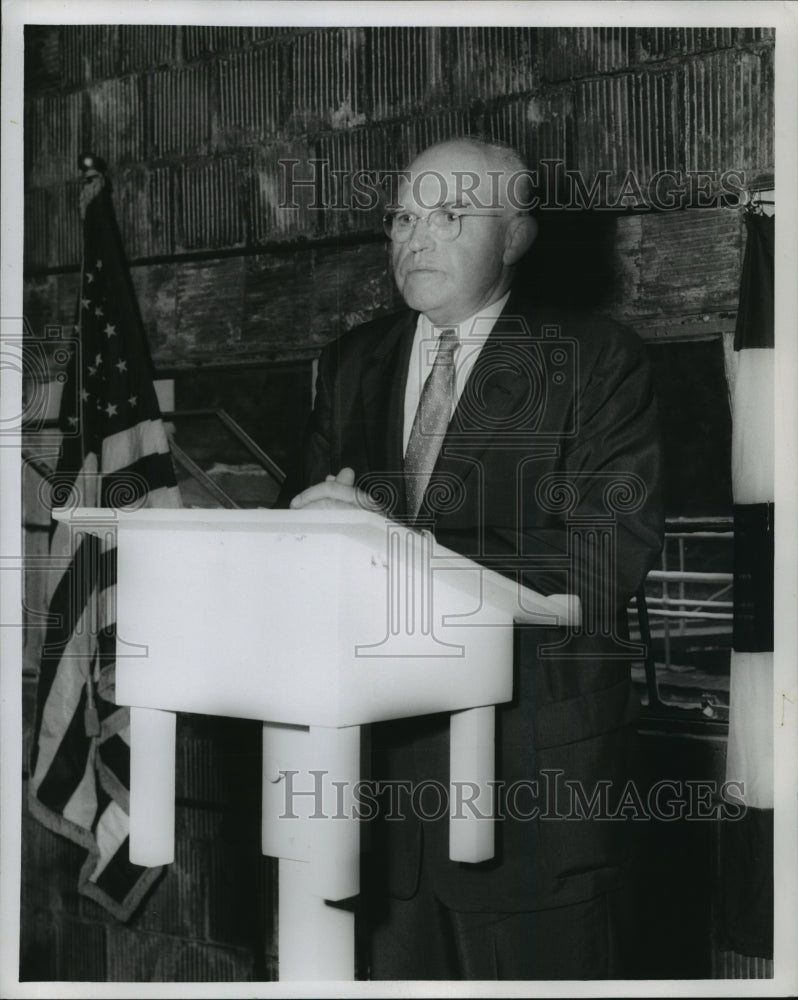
21, 23, 774, 982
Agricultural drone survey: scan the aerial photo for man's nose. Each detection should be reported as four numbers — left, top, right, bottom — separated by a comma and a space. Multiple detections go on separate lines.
406, 215, 435, 251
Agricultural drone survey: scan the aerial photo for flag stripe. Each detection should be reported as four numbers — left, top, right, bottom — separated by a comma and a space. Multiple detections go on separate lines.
101, 419, 175, 467
96, 620, 116, 671
97, 732, 131, 791
41, 541, 116, 664
91, 800, 130, 881
719, 809, 774, 955
732, 503, 774, 652
38, 533, 101, 667
62, 745, 99, 827
727, 651, 774, 810
34, 682, 92, 813
31, 613, 96, 786
100, 452, 177, 507
730, 350, 775, 503
93, 835, 152, 900
733, 215, 774, 350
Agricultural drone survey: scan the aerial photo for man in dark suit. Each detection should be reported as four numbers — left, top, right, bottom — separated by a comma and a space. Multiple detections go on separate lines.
280, 137, 663, 979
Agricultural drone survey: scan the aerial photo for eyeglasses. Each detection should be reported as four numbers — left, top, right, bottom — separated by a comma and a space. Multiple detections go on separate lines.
382, 208, 505, 243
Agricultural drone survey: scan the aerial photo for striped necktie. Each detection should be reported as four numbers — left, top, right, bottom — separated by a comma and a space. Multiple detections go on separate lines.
404, 327, 459, 518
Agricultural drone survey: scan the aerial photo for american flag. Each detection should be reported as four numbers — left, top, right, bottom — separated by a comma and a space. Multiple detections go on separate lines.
28, 159, 182, 920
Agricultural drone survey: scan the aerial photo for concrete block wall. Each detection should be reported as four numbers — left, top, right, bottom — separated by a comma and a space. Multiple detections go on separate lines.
20, 24, 774, 982
23, 25, 774, 364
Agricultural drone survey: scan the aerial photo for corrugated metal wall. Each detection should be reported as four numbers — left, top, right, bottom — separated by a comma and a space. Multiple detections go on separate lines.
23, 25, 774, 366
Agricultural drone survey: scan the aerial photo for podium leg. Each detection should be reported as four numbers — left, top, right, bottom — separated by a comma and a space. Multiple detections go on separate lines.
262, 723, 361, 900
278, 858, 355, 980
128, 706, 176, 865
449, 705, 495, 863
308, 724, 361, 901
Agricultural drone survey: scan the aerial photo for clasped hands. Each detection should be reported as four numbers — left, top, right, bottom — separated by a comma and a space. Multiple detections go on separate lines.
289, 467, 383, 512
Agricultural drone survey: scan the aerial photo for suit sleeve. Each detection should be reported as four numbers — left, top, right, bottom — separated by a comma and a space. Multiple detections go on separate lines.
487, 325, 664, 609
275, 342, 338, 507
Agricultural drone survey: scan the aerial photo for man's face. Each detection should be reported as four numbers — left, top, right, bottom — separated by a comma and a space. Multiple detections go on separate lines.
391, 143, 514, 326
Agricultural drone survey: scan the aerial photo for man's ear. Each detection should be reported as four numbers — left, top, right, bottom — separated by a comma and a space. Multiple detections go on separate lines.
503, 214, 538, 266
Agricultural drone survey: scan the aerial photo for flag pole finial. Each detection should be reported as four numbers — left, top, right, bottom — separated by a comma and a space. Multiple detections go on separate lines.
78, 153, 107, 177
78, 154, 107, 217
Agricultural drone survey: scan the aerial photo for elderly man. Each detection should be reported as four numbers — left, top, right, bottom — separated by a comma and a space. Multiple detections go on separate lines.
280, 137, 663, 980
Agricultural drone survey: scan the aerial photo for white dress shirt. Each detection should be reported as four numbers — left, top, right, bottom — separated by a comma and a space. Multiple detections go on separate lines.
402, 291, 511, 455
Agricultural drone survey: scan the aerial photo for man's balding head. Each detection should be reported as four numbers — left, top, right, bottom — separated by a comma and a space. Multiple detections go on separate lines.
403, 137, 533, 214
389, 138, 537, 325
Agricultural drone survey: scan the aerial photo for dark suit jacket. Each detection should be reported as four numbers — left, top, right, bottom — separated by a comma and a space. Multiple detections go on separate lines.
279, 289, 664, 912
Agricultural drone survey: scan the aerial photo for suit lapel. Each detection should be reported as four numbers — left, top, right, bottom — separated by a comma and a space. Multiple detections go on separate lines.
358, 296, 538, 521
360, 310, 417, 506
420, 292, 537, 516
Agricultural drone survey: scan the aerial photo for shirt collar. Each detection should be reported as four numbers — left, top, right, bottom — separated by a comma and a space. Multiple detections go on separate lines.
418, 290, 511, 342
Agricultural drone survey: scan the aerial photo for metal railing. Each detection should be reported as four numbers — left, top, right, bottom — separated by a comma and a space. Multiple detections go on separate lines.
630, 517, 734, 716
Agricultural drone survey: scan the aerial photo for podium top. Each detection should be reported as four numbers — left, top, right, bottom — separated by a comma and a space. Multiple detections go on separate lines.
53, 506, 578, 626
55, 505, 397, 533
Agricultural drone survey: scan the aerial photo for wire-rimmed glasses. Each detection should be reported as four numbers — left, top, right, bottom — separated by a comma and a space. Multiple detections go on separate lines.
382, 208, 505, 243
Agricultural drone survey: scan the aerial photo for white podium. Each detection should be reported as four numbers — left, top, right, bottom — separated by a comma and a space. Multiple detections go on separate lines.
54, 507, 577, 980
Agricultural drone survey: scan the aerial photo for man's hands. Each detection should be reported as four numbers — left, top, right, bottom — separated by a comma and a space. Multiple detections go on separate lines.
289, 467, 382, 511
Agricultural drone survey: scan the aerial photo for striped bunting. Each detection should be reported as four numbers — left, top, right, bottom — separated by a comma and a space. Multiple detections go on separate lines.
28, 162, 181, 921
721, 208, 774, 959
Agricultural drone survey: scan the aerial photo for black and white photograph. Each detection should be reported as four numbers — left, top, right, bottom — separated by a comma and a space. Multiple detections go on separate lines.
1, 1, 796, 995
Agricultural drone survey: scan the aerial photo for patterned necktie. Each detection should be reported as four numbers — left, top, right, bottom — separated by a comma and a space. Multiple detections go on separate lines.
404, 327, 459, 519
